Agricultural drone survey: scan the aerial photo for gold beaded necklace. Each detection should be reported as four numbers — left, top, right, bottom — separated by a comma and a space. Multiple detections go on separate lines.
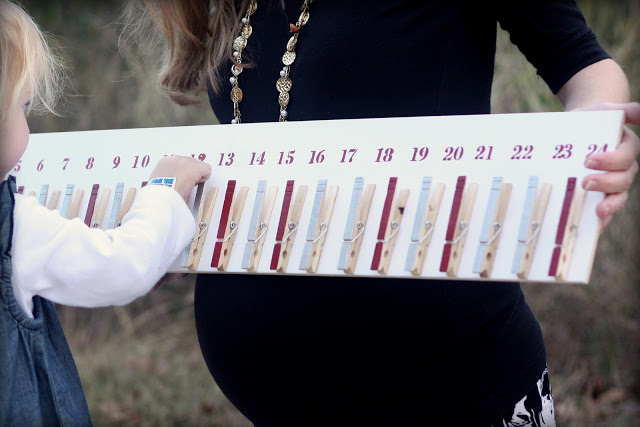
230, 0, 315, 124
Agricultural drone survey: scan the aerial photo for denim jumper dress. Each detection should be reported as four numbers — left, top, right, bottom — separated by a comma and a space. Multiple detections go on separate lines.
0, 177, 92, 426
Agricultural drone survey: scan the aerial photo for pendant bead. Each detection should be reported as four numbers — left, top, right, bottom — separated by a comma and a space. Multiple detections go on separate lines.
233, 36, 247, 51
276, 76, 293, 93
279, 92, 290, 108
241, 25, 253, 38
247, 1, 257, 15
231, 64, 243, 76
231, 87, 243, 103
282, 51, 296, 66
286, 35, 298, 51
298, 10, 310, 26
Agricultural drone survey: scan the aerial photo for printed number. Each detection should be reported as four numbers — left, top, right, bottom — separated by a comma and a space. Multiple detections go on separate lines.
340, 148, 358, 163
85, 157, 94, 170
37, 160, 44, 171
511, 145, 534, 160
474, 145, 493, 160
61, 158, 70, 170
192, 153, 208, 162
13, 160, 21, 172
249, 151, 266, 166
113, 156, 121, 169
218, 153, 234, 166
443, 146, 464, 161
132, 155, 151, 168
375, 148, 394, 163
587, 144, 608, 157
410, 146, 430, 162
278, 150, 295, 165
553, 144, 573, 159
308, 150, 325, 164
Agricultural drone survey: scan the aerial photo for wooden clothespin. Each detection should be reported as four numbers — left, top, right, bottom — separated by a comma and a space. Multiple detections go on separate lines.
241, 180, 278, 272
512, 177, 551, 279
90, 188, 111, 229
38, 184, 49, 206
337, 177, 375, 274
439, 176, 478, 277
115, 188, 137, 227
299, 179, 339, 273
270, 180, 308, 273
472, 177, 513, 278
59, 185, 75, 218
186, 186, 218, 271
83, 184, 100, 227
46, 189, 61, 211
180, 183, 205, 267
66, 188, 85, 220
106, 182, 125, 229
211, 180, 249, 271
405, 177, 445, 275
370, 177, 410, 274
27, 190, 36, 197
549, 177, 585, 281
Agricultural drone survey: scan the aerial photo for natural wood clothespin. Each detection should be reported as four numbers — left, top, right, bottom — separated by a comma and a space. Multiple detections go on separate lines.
242, 180, 278, 272
186, 186, 218, 271
371, 177, 410, 275
405, 177, 445, 275
512, 177, 551, 279
46, 189, 61, 211
270, 181, 308, 273
115, 188, 137, 227
473, 177, 513, 278
440, 176, 478, 277
337, 177, 375, 274
549, 177, 585, 281
299, 180, 338, 273
67, 188, 85, 220
90, 188, 111, 229
211, 180, 249, 271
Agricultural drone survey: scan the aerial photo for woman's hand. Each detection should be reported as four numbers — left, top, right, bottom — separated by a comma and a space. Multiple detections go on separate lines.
577, 102, 640, 230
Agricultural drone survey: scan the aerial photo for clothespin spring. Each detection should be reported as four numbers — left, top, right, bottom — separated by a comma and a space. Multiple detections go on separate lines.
275, 222, 298, 244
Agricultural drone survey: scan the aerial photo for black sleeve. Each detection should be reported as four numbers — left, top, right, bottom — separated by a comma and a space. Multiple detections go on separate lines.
496, 0, 610, 94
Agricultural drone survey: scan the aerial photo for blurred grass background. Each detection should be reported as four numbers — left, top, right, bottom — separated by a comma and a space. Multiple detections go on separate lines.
19, 0, 640, 425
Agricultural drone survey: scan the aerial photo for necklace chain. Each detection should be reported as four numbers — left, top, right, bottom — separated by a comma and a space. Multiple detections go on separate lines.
230, 0, 314, 124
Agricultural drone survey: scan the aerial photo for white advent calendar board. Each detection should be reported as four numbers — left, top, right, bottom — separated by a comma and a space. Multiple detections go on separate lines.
10, 112, 624, 284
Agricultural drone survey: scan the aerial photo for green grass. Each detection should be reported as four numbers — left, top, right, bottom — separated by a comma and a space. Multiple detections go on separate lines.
19, 0, 640, 425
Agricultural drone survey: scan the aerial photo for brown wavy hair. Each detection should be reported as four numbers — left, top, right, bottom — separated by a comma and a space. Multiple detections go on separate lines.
120, 0, 253, 105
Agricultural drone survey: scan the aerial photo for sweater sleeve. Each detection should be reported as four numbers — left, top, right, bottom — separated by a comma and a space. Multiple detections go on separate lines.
10, 185, 195, 317
496, 0, 610, 94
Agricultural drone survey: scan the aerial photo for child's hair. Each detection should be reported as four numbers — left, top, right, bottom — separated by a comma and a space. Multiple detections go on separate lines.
0, 0, 64, 123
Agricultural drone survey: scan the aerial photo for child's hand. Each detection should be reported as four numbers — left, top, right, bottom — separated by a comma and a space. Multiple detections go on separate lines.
149, 156, 212, 201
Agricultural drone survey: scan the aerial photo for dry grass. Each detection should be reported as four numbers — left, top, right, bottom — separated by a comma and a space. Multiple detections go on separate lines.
19, 0, 640, 425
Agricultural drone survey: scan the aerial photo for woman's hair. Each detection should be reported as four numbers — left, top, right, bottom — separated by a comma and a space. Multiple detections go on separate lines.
120, 0, 251, 105
0, 0, 64, 123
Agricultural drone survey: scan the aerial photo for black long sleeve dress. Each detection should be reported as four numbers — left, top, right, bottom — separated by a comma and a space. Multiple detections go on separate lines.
196, 1, 609, 425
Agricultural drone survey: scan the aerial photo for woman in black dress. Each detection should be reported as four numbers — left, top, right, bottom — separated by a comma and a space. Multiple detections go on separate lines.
122, 1, 640, 425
